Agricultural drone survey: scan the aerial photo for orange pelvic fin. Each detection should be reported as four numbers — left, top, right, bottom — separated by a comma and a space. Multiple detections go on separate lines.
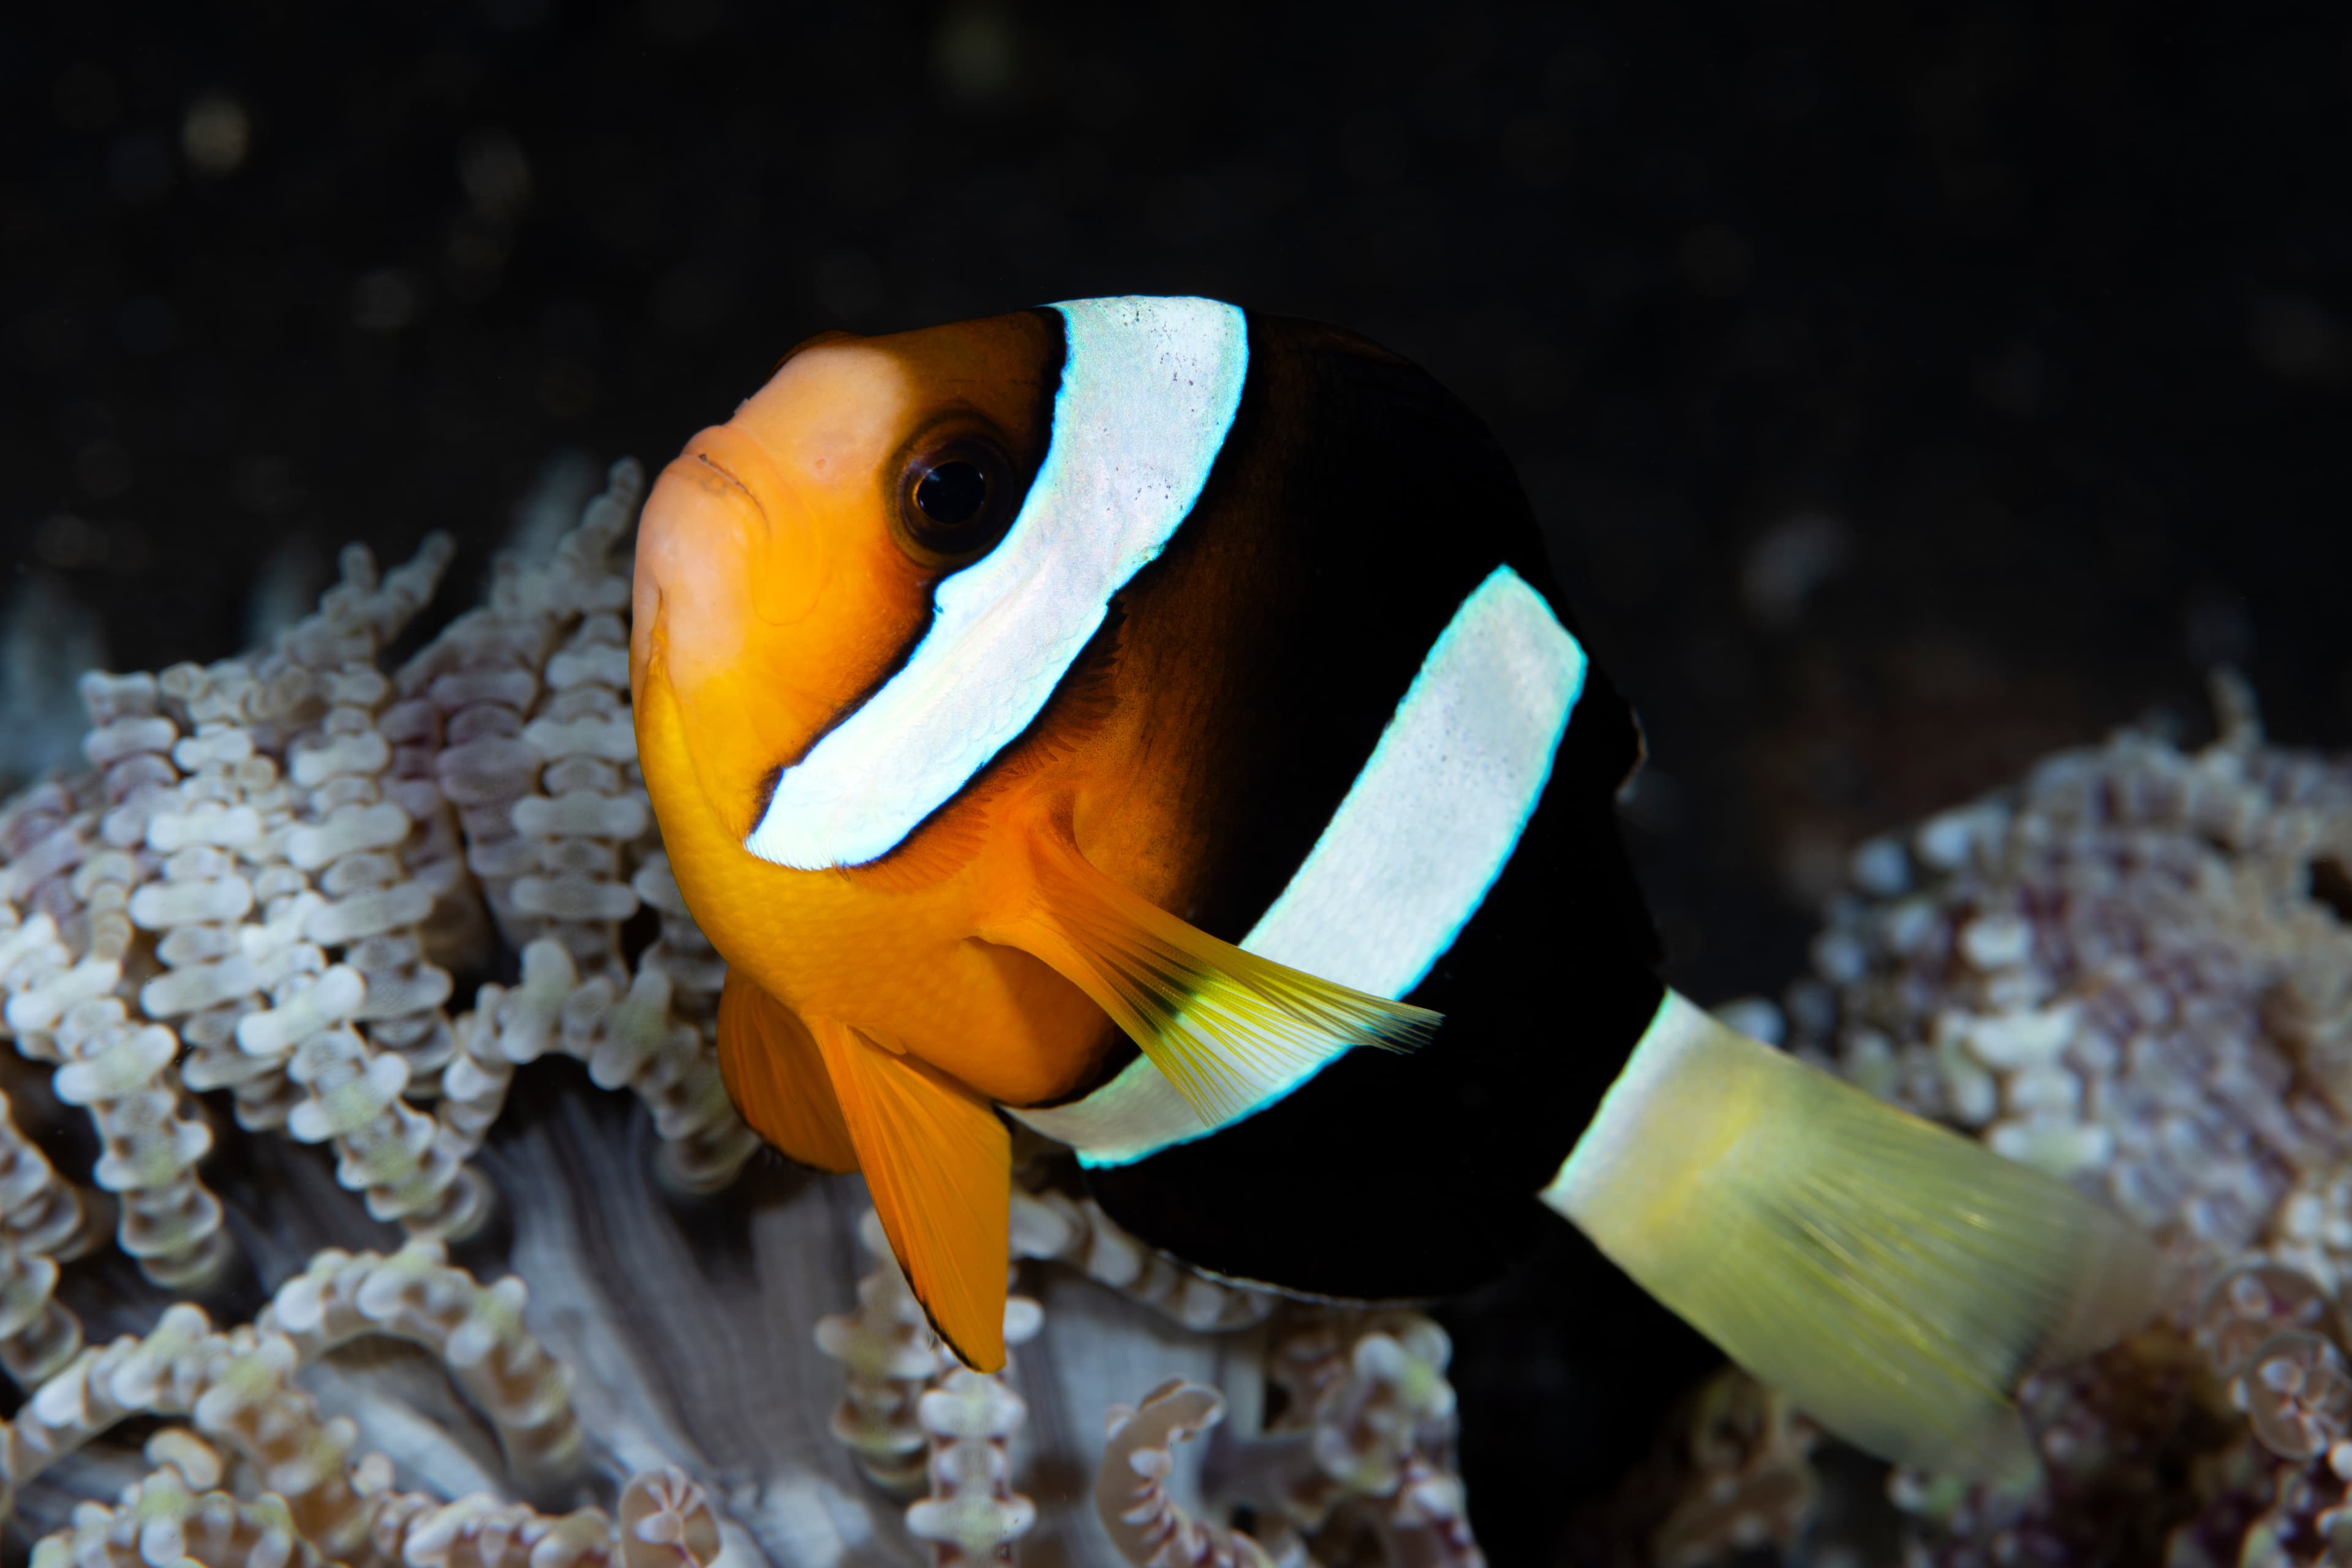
715, 970, 858, 1174
984, 829, 1441, 1128
807, 1013, 1012, 1371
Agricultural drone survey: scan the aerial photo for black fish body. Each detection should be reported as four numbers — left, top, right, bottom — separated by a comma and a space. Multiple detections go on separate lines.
632, 295, 2157, 1479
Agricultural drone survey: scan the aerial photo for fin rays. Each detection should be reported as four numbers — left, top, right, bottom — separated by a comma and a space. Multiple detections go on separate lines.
1547, 992, 2157, 1481
810, 1016, 1013, 1372
997, 830, 1440, 1127
715, 970, 858, 1173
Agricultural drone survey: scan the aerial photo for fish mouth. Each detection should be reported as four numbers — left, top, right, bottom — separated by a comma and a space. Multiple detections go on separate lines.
662, 424, 823, 629
669, 421, 790, 523
691, 448, 758, 508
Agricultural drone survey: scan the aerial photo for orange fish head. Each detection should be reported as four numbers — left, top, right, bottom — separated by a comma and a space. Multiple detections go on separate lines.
630, 311, 1061, 842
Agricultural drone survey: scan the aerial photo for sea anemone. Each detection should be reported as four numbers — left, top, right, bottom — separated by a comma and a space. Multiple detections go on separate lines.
1648, 678, 2352, 1566
0, 461, 1482, 1568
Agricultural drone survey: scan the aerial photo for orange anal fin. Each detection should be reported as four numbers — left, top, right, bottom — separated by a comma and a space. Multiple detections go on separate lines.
980, 827, 1441, 1128
716, 970, 859, 1173
807, 1014, 1012, 1372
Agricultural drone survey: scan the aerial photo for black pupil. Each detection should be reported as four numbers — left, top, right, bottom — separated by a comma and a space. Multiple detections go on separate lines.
914, 461, 989, 528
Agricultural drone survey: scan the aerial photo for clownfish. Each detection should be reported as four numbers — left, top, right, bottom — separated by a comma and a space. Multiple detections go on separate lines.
630, 296, 2154, 1479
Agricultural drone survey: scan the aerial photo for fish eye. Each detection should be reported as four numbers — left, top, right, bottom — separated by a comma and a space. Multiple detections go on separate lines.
914, 462, 989, 528
893, 439, 1016, 569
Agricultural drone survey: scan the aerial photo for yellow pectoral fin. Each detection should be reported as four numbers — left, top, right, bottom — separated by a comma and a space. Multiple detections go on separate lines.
1547, 992, 2160, 1483
715, 970, 859, 1174
806, 1015, 1012, 1373
982, 828, 1441, 1129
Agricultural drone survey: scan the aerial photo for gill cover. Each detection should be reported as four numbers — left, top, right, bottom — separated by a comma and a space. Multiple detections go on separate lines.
742, 296, 1249, 870
630, 306, 1062, 848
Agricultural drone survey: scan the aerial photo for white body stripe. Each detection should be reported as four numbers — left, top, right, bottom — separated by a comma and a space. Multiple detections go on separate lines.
1012, 565, 1588, 1166
745, 296, 1251, 870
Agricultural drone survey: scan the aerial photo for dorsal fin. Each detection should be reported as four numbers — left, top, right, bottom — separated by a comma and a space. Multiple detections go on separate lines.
715, 970, 858, 1173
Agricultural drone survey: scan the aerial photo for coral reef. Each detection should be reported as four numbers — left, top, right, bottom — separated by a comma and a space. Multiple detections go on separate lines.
1637, 1371, 1821, 1568
1101, 1382, 1297, 1568
0, 461, 1484, 1567
54, 446, 2352, 1567
1649, 679, 2352, 1566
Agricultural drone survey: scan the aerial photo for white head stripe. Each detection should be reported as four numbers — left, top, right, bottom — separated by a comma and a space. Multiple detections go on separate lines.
1011, 565, 1588, 1166
744, 296, 1250, 870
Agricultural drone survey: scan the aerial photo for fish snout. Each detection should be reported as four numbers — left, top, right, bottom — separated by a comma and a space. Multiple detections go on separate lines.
641, 424, 822, 652
634, 422, 854, 839
638, 432, 762, 691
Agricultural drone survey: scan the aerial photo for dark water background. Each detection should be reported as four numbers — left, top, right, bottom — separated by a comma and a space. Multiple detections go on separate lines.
2, 2, 2348, 1561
